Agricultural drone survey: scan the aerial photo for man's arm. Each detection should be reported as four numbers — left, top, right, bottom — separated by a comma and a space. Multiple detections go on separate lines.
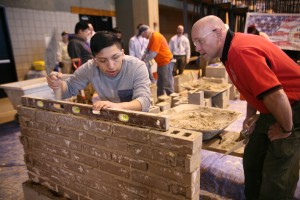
142, 50, 157, 63
263, 89, 293, 140
128, 39, 136, 57
93, 99, 142, 111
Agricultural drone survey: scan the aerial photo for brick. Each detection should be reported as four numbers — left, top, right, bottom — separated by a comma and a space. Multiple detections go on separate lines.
158, 95, 172, 104
21, 127, 40, 138
149, 190, 182, 200
80, 168, 114, 184
212, 88, 229, 108
111, 152, 148, 171
56, 113, 85, 130
131, 170, 170, 191
203, 97, 212, 107
82, 144, 111, 160
36, 109, 58, 124
96, 136, 128, 152
152, 148, 178, 167
148, 163, 193, 184
89, 120, 112, 135
188, 91, 204, 105
61, 138, 82, 151
127, 143, 153, 159
24, 120, 48, 131
97, 159, 130, 178
112, 123, 150, 143
185, 154, 201, 173
205, 63, 228, 80
148, 106, 160, 113
115, 180, 149, 198
150, 128, 202, 155
88, 188, 115, 200
156, 101, 171, 111
17, 106, 35, 118
72, 152, 98, 167
33, 150, 60, 165
63, 128, 96, 144
61, 159, 91, 174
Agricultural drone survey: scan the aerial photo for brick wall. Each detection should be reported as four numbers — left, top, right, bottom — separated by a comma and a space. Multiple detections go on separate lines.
18, 96, 202, 200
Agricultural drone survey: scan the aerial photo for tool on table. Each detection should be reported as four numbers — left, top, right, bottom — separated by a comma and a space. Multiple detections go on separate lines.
221, 115, 259, 158
45, 29, 61, 100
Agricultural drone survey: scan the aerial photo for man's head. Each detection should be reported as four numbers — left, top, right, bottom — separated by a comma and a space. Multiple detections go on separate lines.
91, 32, 123, 77
247, 24, 259, 35
138, 25, 151, 39
177, 25, 184, 36
61, 31, 69, 43
191, 15, 227, 62
74, 21, 91, 41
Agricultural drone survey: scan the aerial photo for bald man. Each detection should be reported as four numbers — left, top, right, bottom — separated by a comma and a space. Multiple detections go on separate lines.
169, 25, 191, 76
192, 15, 300, 199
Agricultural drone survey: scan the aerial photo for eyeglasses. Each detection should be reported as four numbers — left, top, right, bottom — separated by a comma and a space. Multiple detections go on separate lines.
94, 51, 123, 65
192, 29, 218, 47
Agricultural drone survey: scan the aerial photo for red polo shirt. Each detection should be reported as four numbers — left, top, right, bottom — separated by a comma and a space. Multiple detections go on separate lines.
224, 32, 300, 114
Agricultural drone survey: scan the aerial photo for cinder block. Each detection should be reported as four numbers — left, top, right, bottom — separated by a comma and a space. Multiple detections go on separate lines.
203, 97, 212, 107
206, 63, 228, 82
212, 88, 230, 108
148, 106, 160, 113
174, 73, 194, 93
188, 91, 204, 105
150, 84, 158, 103
158, 95, 172, 104
229, 85, 239, 100
202, 77, 226, 84
156, 102, 171, 112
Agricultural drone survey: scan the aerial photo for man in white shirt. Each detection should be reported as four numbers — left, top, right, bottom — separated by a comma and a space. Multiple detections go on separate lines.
129, 24, 149, 60
169, 25, 191, 76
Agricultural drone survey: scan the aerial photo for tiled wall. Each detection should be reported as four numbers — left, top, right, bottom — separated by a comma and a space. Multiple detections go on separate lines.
5, 7, 78, 81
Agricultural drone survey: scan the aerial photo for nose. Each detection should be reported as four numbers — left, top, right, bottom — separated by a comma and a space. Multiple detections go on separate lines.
195, 44, 203, 53
107, 59, 115, 69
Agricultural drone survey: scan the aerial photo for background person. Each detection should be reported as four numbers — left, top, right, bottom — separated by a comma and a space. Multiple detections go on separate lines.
67, 21, 93, 72
169, 25, 191, 76
47, 32, 151, 112
192, 15, 300, 200
57, 31, 71, 74
140, 25, 174, 96
129, 24, 149, 60
247, 24, 270, 40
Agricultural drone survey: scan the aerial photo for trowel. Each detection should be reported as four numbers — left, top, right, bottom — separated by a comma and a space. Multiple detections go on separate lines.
45, 29, 61, 99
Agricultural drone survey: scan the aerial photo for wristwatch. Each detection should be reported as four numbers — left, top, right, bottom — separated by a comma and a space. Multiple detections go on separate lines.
280, 125, 294, 133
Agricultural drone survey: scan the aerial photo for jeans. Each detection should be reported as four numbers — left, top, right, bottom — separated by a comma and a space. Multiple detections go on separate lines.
157, 62, 174, 96
243, 102, 300, 200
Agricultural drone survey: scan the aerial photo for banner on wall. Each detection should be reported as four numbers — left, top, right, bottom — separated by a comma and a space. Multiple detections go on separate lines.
245, 13, 300, 51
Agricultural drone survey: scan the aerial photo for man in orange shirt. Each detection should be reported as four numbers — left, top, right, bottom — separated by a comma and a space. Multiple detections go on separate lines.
139, 25, 174, 96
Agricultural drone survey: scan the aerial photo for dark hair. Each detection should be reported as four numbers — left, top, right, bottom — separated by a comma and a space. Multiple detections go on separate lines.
90, 31, 122, 56
61, 31, 68, 36
112, 27, 121, 34
247, 24, 259, 35
74, 21, 89, 34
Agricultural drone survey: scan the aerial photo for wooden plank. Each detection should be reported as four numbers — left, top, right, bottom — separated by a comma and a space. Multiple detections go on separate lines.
71, 6, 115, 17
202, 130, 244, 157
21, 96, 169, 131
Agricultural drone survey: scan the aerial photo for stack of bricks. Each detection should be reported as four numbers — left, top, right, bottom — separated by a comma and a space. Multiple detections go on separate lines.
18, 96, 202, 200
205, 62, 239, 101
173, 72, 194, 93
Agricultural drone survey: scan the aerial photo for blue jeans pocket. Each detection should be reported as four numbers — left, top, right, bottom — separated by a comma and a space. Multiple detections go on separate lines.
118, 89, 133, 102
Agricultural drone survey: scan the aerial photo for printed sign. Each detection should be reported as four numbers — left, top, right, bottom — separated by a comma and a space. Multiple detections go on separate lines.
245, 13, 300, 51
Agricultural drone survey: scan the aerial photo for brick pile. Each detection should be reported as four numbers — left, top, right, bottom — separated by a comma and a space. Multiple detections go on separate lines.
18, 96, 202, 200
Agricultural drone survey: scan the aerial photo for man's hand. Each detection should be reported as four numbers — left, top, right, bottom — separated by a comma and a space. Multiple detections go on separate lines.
93, 101, 123, 111
268, 122, 292, 141
46, 72, 62, 90
242, 115, 259, 135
